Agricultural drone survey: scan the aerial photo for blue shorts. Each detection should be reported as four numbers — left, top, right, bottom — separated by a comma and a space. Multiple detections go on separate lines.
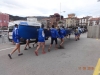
13, 38, 20, 44
60, 36, 64, 39
75, 33, 78, 36
79, 32, 81, 35
38, 38, 45, 42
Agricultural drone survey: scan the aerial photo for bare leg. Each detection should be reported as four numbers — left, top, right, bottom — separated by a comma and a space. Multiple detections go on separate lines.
75, 36, 78, 41
18, 44, 20, 53
41, 42, 45, 54
26, 40, 30, 48
34, 42, 40, 56
24, 43, 28, 50
60, 39, 64, 46
48, 44, 52, 52
8, 44, 19, 59
78, 34, 80, 39
35, 42, 40, 52
27, 42, 31, 48
24, 40, 31, 50
55, 44, 58, 49
17, 44, 23, 56
10, 44, 19, 55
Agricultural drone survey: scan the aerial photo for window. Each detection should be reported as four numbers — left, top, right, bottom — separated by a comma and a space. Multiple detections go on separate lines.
8, 26, 14, 32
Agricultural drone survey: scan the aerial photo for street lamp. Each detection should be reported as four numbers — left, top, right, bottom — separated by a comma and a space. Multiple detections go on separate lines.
60, 3, 66, 21
59, 2, 62, 27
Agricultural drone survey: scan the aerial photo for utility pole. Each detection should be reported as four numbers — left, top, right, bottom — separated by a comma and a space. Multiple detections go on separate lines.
60, 2, 61, 21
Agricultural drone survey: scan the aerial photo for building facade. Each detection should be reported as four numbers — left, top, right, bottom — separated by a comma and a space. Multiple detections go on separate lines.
68, 13, 75, 18
40, 18, 49, 28
79, 16, 92, 26
27, 17, 37, 22
0, 12, 9, 29
65, 14, 79, 27
49, 13, 63, 27
88, 18, 100, 26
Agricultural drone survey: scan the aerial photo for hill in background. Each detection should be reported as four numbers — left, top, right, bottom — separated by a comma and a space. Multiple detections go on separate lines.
9, 15, 49, 21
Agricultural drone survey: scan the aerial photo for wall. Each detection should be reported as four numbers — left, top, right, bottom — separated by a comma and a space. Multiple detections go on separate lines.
0, 12, 9, 28
87, 25, 100, 39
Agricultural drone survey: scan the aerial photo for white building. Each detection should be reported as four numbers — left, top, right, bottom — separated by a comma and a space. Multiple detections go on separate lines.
88, 18, 100, 26
65, 18, 77, 27
27, 17, 37, 22
79, 16, 92, 26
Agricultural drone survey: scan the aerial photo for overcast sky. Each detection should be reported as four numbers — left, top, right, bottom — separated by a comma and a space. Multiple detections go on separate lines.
0, 0, 100, 18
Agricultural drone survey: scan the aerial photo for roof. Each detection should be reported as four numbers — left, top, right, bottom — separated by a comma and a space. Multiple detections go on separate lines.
89, 18, 100, 21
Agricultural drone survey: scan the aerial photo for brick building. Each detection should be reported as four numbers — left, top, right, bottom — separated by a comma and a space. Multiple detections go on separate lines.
0, 12, 9, 28
49, 13, 63, 27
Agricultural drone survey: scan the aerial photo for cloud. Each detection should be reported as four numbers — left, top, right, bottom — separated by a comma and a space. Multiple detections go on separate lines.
0, 0, 100, 18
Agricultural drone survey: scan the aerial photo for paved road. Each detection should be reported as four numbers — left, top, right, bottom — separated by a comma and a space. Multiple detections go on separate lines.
0, 33, 100, 75
0, 32, 9, 44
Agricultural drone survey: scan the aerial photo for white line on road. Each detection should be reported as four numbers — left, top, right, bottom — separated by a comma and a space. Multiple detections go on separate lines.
0, 47, 14, 52
0, 43, 35, 52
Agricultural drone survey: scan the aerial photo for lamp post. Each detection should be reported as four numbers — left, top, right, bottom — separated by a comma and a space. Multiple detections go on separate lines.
60, 2, 65, 20
59, 3, 66, 27
60, 3, 61, 21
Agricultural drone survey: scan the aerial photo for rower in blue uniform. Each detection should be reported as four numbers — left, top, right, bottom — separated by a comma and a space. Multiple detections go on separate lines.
8, 24, 23, 59
48, 25, 59, 52
34, 24, 46, 56
58, 26, 66, 49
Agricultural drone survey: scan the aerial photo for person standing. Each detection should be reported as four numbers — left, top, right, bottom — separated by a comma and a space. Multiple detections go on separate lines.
34, 24, 46, 56
48, 25, 59, 52
8, 24, 23, 59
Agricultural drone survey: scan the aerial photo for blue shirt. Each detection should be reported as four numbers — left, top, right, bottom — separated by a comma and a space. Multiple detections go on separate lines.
12, 27, 20, 40
38, 28, 45, 42
50, 28, 59, 38
59, 28, 66, 38
78, 27, 82, 33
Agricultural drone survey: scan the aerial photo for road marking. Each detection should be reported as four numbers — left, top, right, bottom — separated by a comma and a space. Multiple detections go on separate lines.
0, 47, 14, 52
93, 58, 100, 75
0, 45, 24, 52
0, 43, 35, 52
